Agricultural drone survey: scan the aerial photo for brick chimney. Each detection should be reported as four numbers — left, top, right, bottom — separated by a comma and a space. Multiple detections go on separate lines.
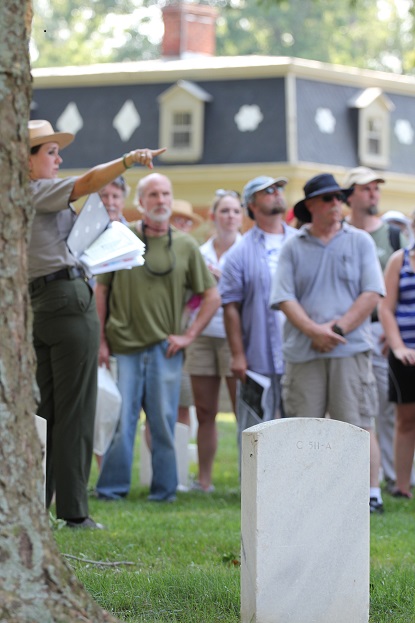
161, 3, 218, 58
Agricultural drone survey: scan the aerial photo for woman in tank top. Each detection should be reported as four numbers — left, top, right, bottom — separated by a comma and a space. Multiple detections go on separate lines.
379, 213, 415, 499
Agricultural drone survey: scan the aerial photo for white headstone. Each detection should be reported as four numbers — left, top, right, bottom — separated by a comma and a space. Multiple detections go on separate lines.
140, 422, 191, 490
241, 417, 369, 623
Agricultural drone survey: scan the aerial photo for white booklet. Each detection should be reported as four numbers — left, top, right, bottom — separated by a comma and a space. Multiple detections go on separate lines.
79, 221, 146, 275
67, 193, 110, 259
239, 370, 271, 423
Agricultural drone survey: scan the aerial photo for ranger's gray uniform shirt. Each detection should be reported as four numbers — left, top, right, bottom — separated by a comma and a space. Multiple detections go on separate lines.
28, 177, 79, 281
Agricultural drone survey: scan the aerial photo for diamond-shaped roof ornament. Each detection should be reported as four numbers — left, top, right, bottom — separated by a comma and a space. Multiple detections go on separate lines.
113, 100, 141, 142
395, 119, 414, 145
315, 108, 336, 134
56, 103, 83, 135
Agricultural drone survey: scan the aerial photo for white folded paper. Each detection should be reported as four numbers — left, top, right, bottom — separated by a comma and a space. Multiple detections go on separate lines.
79, 221, 146, 275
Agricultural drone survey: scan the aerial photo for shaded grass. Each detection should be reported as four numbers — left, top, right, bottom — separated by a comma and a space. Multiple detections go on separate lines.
53, 414, 415, 622
75, 567, 239, 622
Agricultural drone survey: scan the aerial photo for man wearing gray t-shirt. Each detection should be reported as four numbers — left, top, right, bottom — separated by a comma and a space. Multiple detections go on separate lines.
270, 173, 385, 514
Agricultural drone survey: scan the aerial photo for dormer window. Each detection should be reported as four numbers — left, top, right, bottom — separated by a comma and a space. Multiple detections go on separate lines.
348, 88, 395, 169
367, 116, 382, 156
172, 111, 193, 148
158, 80, 212, 162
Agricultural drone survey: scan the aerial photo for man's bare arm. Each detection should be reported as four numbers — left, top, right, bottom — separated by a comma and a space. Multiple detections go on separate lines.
223, 301, 247, 382
166, 286, 221, 357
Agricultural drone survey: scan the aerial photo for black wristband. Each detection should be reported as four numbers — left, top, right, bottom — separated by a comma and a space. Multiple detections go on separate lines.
332, 323, 344, 337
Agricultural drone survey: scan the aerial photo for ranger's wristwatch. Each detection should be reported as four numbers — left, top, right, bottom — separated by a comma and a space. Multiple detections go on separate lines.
332, 323, 344, 337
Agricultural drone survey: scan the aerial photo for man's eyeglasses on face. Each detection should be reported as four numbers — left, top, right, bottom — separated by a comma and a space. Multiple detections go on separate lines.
261, 184, 285, 195
320, 192, 344, 203
215, 189, 241, 198
171, 215, 194, 229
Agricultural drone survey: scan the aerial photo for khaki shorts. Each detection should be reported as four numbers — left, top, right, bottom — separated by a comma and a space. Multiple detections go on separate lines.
179, 370, 193, 408
185, 335, 233, 377
281, 352, 378, 429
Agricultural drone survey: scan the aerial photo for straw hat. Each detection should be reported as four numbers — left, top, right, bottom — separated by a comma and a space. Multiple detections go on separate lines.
28, 119, 74, 150
172, 199, 203, 226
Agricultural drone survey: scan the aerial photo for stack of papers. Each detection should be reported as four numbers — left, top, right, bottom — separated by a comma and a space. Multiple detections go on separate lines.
67, 193, 145, 275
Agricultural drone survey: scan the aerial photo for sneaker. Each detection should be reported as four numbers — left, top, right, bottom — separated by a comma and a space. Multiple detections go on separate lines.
191, 480, 215, 493
176, 484, 190, 493
65, 517, 105, 529
369, 498, 384, 514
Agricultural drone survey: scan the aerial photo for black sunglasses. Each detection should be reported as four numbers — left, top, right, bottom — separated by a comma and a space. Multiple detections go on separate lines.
320, 192, 344, 203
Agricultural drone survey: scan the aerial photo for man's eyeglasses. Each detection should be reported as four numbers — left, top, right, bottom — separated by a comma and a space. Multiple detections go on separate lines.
171, 215, 194, 230
215, 189, 241, 199
261, 184, 285, 195
320, 192, 344, 203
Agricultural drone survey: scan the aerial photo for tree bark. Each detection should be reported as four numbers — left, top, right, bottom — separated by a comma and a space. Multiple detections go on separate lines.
0, 2, 119, 621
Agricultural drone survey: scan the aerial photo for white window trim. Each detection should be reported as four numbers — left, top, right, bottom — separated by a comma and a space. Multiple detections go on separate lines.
158, 80, 212, 163
358, 107, 390, 169
349, 88, 395, 170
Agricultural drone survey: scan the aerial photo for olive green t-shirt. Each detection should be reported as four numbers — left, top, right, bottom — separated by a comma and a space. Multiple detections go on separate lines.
97, 225, 216, 353
370, 221, 405, 271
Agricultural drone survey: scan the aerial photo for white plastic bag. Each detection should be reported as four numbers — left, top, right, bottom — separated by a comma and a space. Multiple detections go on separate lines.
94, 365, 122, 456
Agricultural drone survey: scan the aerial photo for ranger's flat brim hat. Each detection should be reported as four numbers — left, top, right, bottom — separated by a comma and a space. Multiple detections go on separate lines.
29, 119, 74, 150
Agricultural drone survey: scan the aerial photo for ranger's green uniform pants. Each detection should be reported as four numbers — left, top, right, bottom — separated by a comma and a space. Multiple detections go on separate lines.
30, 277, 100, 520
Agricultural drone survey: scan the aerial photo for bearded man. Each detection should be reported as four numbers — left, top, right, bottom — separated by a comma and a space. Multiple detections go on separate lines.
95, 173, 220, 502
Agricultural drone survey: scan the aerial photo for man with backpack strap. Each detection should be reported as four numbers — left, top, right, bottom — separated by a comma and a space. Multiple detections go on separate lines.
343, 166, 411, 507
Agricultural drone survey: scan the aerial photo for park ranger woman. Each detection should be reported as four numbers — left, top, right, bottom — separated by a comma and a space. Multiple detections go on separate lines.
28, 119, 163, 528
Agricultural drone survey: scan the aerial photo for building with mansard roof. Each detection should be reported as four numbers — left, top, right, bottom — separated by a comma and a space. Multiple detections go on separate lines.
31, 3, 415, 224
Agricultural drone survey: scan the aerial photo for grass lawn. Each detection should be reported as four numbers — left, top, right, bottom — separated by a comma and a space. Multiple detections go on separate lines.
53, 414, 415, 622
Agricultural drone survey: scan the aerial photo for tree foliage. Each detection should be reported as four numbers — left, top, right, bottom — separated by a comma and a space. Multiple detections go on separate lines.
216, 0, 414, 73
30, 0, 415, 73
31, 0, 162, 65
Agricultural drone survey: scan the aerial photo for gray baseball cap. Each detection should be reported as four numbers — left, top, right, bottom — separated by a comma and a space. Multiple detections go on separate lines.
243, 176, 288, 219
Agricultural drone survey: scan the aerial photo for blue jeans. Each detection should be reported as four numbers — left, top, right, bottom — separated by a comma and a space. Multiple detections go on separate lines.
96, 341, 183, 501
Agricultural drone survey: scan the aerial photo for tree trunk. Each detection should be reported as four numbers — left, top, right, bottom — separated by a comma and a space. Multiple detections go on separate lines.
0, 2, 119, 621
